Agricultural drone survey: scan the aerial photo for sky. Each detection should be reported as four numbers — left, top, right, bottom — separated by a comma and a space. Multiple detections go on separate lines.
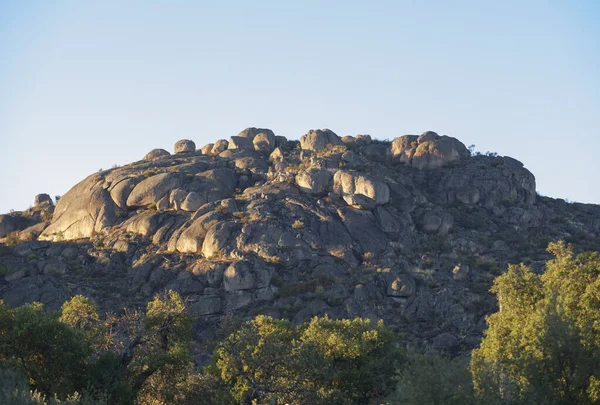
1, 1, 599, 214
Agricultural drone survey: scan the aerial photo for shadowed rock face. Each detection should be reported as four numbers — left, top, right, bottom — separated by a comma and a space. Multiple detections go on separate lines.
5, 126, 598, 358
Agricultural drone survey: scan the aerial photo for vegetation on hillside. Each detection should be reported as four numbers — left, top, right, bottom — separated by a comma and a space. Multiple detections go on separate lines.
0, 242, 598, 405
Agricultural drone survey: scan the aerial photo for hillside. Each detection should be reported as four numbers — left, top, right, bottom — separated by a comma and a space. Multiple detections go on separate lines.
1, 127, 599, 360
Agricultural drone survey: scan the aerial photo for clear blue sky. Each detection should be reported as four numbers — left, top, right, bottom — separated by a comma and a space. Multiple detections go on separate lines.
1, 1, 599, 213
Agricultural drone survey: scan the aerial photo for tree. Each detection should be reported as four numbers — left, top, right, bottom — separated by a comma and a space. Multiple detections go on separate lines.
216, 315, 298, 404
0, 301, 91, 398
388, 349, 475, 405
298, 316, 399, 404
471, 242, 600, 404
216, 315, 400, 405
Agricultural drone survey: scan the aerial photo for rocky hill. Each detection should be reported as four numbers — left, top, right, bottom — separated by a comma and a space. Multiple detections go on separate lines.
1, 128, 599, 359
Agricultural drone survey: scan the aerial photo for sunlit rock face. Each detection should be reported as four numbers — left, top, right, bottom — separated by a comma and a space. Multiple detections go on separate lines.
10, 125, 598, 358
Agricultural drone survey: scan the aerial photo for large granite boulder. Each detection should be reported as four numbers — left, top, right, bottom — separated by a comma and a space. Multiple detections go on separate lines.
40, 173, 117, 241
253, 132, 276, 152
300, 129, 343, 151
143, 149, 170, 161
34, 194, 53, 207
211, 139, 229, 155
391, 131, 470, 169
174, 139, 196, 154
126, 173, 180, 208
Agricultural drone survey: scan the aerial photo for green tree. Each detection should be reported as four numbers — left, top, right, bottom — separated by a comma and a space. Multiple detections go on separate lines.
216, 315, 400, 405
0, 301, 90, 398
216, 315, 298, 404
388, 349, 475, 405
298, 316, 399, 404
59, 295, 99, 331
471, 241, 600, 404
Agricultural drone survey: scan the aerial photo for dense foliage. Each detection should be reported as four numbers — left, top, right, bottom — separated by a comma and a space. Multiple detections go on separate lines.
0, 242, 599, 404
471, 241, 600, 404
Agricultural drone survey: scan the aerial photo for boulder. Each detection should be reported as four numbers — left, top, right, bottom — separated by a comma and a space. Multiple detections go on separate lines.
295, 169, 333, 194
181, 192, 205, 212
126, 211, 161, 237
299, 129, 343, 151
355, 134, 372, 145
391, 132, 470, 169
126, 173, 180, 208
39, 173, 117, 241
253, 132, 276, 152
333, 171, 389, 207
174, 139, 196, 153
269, 147, 284, 162
110, 178, 137, 210
34, 193, 53, 206
211, 139, 229, 154
200, 143, 214, 155
234, 157, 269, 175
228, 136, 254, 150
143, 148, 170, 161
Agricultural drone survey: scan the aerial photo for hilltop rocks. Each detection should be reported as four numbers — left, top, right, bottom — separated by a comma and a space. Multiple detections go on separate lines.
143, 149, 170, 161
5, 124, 600, 363
391, 132, 470, 169
174, 139, 196, 154
300, 129, 343, 151
126, 173, 180, 208
333, 171, 389, 208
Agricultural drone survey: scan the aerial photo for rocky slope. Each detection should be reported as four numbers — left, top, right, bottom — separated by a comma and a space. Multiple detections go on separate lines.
1, 128, 599, 359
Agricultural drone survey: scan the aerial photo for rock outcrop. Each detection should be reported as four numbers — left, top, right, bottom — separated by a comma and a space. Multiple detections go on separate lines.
391, 131, 470, 169
4, 125, 599, 360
